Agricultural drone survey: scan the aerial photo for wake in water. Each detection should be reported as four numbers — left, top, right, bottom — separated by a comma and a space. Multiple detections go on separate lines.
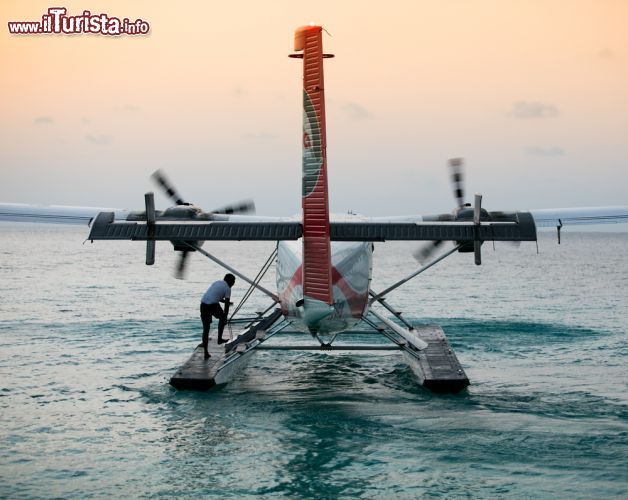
1, 229, 627, 497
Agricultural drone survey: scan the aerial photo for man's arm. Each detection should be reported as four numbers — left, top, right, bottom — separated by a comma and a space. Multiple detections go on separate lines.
221, 296, 232, 319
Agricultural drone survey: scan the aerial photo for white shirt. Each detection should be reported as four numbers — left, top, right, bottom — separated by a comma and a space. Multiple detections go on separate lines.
201, 280, 231, 305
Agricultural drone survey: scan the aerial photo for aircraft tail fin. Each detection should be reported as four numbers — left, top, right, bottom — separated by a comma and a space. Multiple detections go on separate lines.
291, 25, 334, 305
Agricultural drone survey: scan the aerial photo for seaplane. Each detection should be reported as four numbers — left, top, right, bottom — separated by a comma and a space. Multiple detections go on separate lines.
2, 25, 627, 393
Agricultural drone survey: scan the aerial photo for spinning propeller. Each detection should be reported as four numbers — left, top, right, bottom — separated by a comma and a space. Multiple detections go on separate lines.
450, 157, 465, 209
147, 170, 255, 279
413, 158, 486, 266
152, 169, 186, 206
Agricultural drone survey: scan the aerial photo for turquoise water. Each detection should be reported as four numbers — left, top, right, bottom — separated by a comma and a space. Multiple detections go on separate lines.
1, 225, 627, 498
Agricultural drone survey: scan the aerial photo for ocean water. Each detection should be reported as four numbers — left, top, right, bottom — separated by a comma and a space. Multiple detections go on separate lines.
1, 224, 627, 498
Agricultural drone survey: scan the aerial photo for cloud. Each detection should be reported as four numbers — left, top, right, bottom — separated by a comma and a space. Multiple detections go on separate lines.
597, 48, 614, 59
34, 116, 54, 124
342, 102, 373, 121
525, 146, 565, 157
125, 104, 140, 111
511, 101, 559, 119
85, 134, 114, 145
233, 86, 245, 98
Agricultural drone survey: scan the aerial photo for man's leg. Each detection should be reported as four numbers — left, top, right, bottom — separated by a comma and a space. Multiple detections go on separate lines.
200, 303, 212, 359
214, 304, 228, 344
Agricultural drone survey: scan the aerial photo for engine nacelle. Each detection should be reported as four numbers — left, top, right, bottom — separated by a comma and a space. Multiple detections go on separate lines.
454, 203, 490, 253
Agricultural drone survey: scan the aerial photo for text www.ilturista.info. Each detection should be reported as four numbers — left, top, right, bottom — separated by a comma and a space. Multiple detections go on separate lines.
8, 7, 150, 36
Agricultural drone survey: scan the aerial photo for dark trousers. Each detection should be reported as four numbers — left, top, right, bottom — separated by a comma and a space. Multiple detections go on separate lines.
200, 302, 226, 351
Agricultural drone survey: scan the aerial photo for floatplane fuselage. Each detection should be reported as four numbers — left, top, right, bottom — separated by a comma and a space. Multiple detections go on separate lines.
277, 240, 372, 337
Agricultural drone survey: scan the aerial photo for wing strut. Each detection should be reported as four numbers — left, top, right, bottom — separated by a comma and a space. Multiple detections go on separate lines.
369, 295, 415, 330
186, 242, 279, 302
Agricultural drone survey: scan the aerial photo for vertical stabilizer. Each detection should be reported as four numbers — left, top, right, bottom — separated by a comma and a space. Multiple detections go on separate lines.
291, 25, 333, 306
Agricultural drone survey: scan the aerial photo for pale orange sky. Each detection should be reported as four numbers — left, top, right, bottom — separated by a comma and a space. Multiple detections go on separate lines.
1, 0, 627, 215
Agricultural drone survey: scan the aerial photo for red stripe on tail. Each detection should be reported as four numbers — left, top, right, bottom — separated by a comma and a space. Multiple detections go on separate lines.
293, 25, 333, 305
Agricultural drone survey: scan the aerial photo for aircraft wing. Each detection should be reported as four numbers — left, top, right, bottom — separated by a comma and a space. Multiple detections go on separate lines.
0, 203, 292, 226
5, 203, 626, 237
0, 203, 131, 225
87, 210, 537, 242
367, 205, 628, 229
528, 206, 628, 228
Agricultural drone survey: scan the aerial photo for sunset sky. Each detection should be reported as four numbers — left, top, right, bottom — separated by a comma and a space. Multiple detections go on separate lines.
1, 0, 626, 216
